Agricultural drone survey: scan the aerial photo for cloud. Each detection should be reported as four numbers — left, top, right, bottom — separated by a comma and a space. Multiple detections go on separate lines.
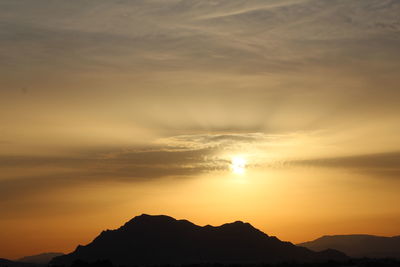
156, 133, 270, 150
9, 129, 400, 203
290, 151, 400, 179
0, 151, 208, 202
2, 0, 399, 77
0, 133, 273, 201
1, 0, 400, 149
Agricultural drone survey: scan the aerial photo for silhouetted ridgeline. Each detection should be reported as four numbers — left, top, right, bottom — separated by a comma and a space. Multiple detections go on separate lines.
50, 214, 346, 266
298, 235, 400, 258
19, 253, 64, 264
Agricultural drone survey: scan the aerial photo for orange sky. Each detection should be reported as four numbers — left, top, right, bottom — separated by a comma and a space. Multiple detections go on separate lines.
1, 0, 400, 260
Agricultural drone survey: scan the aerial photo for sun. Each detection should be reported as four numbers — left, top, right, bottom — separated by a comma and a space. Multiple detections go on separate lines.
231, 156, 247, 175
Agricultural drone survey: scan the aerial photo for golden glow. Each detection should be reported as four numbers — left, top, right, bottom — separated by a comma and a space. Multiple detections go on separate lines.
231, 156, 247, 175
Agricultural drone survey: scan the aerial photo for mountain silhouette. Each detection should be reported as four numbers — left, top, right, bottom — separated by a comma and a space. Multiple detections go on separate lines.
51, 214, 347, 265
298, 235, 400, 258
18, 252, 64, 264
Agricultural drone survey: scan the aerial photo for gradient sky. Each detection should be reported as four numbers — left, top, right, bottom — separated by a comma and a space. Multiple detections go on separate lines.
1, 0, 400, 259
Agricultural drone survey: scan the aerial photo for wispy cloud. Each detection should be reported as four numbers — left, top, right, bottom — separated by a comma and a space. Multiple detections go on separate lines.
290, 151, 400, 179
0, 133, 278, 201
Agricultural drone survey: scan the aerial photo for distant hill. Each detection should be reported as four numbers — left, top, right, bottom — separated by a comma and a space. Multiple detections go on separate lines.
51, 214, 347, 265
298, 235, 400, 258
18, 252, 64, 264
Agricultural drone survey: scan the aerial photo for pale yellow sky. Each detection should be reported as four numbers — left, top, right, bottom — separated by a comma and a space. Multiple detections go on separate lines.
1, 0, 400, 259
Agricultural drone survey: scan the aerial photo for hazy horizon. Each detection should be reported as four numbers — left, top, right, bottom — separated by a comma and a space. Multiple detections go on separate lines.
1, 0, 400, 259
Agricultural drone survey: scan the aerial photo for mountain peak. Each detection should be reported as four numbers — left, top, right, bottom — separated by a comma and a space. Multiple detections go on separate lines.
219, 220, 263, 233
121, 214, 195, 230
131, 213, 175, 220
231, 220, 246, 224
128, 213, 176, 223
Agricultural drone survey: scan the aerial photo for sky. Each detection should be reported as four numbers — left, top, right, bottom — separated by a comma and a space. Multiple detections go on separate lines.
1, 0, 400, 259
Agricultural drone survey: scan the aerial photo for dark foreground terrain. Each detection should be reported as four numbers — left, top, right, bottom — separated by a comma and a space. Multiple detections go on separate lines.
52, 258, 400, 267
4, 259, 400, 267
3, 258, 400, 267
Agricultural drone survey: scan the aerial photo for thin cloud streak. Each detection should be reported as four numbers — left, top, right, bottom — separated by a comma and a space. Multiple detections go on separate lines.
0, 133, 273, 201
289, 151, 400, 179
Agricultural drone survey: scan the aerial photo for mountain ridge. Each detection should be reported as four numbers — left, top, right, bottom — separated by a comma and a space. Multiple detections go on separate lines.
18, 252, 64, 264
51, 214, 347, 265
298, 234, 400, 258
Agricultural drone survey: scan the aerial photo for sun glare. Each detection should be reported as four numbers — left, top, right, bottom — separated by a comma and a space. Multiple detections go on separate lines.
231, 156, 247, 175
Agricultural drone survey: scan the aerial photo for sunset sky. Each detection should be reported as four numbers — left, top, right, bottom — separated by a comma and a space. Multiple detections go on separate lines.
1, 0, 400, 259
